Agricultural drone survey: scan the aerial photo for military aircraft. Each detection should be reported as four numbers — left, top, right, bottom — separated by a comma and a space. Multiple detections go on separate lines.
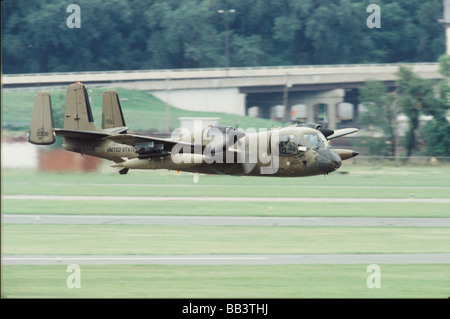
28, 82, 358, 177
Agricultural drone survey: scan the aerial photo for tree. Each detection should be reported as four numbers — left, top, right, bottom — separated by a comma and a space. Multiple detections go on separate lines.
0, 0, 447, 73
421, 120, 450, 156
396, 64, 450, 157
359, 62, 450, 158
421, 55, 450, 156
358, 80, 399, 157
145, 0, 224, 68
395, 66, 424, 157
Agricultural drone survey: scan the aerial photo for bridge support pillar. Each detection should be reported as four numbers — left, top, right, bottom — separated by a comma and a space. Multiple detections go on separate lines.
299, 89, 344, 129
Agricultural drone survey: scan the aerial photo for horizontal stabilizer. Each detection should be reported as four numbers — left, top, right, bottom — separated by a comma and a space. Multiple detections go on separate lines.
29, 92, 55, 145
54, 128, 110, 139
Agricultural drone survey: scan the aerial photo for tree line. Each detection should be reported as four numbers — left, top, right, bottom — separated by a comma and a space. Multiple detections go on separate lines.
1, 0, 446, 74
358, 56, 450, 158
3, 0, 448, 157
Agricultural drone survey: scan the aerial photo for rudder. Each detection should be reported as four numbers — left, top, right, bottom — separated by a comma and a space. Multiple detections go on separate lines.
102, 91, 126, 129
64, 82, 101, 132
28, 92, 55, 145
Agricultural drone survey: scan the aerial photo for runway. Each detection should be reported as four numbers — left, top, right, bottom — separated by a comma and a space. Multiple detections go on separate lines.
5, 195, 449, 266
4, 194, 450, 203
5, 214, 449, 265
4, 254, 450, 265
4, 214, 450, 227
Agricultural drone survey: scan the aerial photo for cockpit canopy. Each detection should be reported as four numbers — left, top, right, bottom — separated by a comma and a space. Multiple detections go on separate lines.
276, 130, 329, 155
303, 133, 329, 148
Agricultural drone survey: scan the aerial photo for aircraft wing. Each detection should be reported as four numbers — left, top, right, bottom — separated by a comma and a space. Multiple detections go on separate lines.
104, 133, 192, 147
327, 128, 358, 140
104, 134, 196, 158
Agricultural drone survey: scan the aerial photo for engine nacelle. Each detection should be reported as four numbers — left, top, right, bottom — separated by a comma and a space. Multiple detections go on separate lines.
296, 123, 334, 138
202, 125, 245, 154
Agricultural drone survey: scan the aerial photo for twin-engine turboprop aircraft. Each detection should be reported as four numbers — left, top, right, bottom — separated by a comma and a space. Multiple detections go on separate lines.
28, 82, 358, 177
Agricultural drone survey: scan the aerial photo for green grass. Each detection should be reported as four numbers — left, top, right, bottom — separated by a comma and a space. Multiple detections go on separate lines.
3, 165, 450, 199
3, 225, 450, 255
4, 179, 450, 198
2, 88, 283, 132
3, 165, 450, 218
4, 164, 450, 188
3, 86, 449, 300
2, 165, 449, 298
4, 199, 449, 217
2, 264, 449, 298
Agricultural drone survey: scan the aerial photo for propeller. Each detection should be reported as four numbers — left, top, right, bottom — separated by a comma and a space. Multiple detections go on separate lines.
319, 128, 334, 138
204, 125, 245, 156
296, 123, 357, 140
326, 128, 358, 140
237, 137, 257, 174
200, 125, 254, 174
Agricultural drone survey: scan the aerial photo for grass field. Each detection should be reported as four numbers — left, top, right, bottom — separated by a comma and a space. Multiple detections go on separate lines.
4, 199, 449, 217
3, 264, 449, 298
3, 225, 450, 255
3, 85, 449, 300
3, 165, 450, 217
2, 88, 283, 132
2, 165, 450, 298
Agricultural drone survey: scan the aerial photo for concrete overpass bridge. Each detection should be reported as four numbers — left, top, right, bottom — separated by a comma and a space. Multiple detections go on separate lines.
3, 63, 442, 129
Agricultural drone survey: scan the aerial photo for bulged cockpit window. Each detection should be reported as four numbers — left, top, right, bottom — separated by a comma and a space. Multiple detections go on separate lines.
278, 134, 298, 155
304, 133, 325, 148
318, 132, 329, 146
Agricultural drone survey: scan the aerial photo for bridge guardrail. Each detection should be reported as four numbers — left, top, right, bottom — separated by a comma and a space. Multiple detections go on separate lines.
2, 63, 441, 89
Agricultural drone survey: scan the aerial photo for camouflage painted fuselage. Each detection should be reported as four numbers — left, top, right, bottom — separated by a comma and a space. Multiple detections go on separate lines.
30, 82, 357, 178
63, 126, 344, 177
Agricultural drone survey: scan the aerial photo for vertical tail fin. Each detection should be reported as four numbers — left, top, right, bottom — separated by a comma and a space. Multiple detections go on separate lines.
64, 82, 101, 132
102, 91, 127, 129
28, 92, 56, 145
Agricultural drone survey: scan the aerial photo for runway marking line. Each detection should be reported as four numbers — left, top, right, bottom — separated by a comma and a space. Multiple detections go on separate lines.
4, 195, 450, 203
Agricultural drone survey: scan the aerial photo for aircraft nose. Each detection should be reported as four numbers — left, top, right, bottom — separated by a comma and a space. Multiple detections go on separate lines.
317, 148, 342, 173
331, 158, 342, 171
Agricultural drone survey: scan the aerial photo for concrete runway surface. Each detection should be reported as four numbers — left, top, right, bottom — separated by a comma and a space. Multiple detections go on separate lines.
3, 254, 450, 265
5, 191, 449, 266
4, 194, 450, 203
4, 214, 449, 265
4, 214, 450, 227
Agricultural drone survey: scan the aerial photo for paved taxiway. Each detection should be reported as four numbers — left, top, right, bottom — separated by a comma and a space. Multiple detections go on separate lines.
4, 194, 450, 203
4, 214, 450, 227
2, 253, 450, 266
3, 254, 450, 265
5, 198, 449, 265
5, 214, 449, 265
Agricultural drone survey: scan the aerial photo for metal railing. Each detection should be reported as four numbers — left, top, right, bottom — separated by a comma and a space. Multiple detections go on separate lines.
2, 62, 439, 76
